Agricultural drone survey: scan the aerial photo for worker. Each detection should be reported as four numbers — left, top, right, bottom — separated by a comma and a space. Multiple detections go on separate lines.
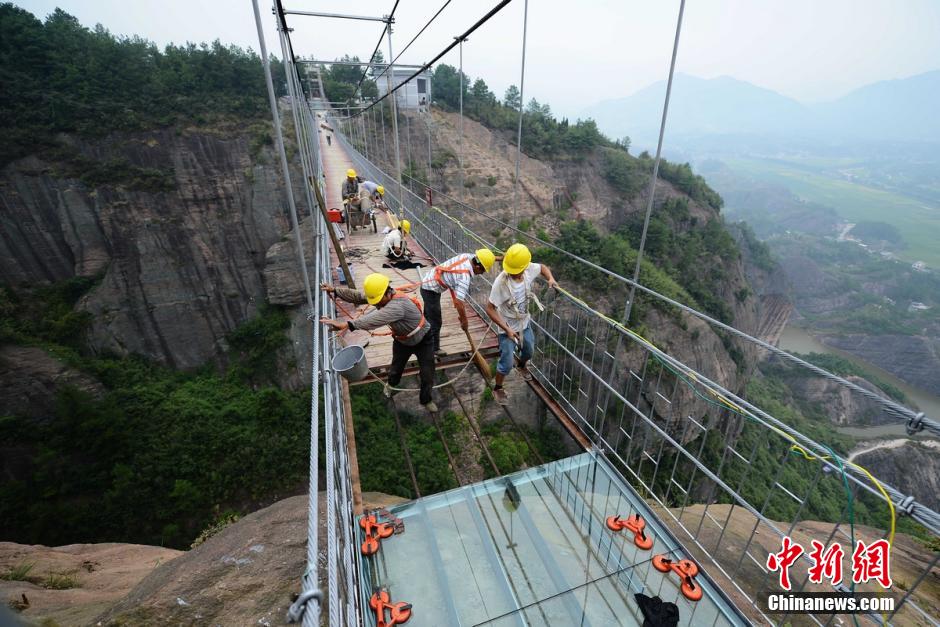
342, 168, 365, 229
420, 249, 496, 357
360, 181, 385, 205
485, 243, 558, 405
381, 220, 411, 260
320, 274, 437, 412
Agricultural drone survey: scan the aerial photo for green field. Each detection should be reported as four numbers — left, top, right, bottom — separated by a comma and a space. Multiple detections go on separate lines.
725, 157, 940, 268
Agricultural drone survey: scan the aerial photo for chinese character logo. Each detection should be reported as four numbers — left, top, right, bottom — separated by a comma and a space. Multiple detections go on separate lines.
807, 540, 844, 585
767, 537, 804, 590
852, 539, 892, 589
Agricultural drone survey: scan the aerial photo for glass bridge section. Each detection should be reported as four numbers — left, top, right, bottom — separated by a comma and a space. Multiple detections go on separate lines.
357, 452, 746, 626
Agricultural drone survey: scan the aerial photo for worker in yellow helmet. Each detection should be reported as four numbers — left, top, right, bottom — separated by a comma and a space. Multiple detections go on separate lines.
342, 168, 365, 230
485, 243, 558, 405
420, 248, 497, 357
381, 219, 411, 261
320, 273, 437, 411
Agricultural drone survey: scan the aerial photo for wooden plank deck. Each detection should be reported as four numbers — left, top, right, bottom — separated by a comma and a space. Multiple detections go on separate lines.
319, 131, 499, 377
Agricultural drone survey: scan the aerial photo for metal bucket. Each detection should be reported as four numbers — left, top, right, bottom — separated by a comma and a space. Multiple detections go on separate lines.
332, 344, 368, 382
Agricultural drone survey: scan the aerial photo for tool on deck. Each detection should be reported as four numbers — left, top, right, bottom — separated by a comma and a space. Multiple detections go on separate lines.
369, 588, 412, 627
359, 513, 395, 556
652, 554, 703, 601
606, 513, 654, 550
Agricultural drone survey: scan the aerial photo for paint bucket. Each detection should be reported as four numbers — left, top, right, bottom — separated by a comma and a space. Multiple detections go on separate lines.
333, 344, 368, 382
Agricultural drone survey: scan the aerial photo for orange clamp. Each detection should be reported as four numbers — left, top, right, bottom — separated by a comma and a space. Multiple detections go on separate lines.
606, 513, 654, 550
369, 589, 412, 627
652, 554, 703, 601
360, 514, 395, 556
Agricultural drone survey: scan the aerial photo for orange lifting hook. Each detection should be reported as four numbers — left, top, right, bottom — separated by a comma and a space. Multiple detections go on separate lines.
369, 588, 412, 627
652, 554, 703, 602
360, 514, 395, 556
606, 513, 654, 550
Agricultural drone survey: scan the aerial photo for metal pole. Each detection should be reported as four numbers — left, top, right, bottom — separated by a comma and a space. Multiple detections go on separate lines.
386, 23, 405, 215
512, 0, 529, 228
250, 6, 317, 626
380, 100, 389, 167
282, 9, 388, 22
623, 0, 686, 324
458, 37, 465, 195
426, 115, 433, 186
406, 110, 414, 178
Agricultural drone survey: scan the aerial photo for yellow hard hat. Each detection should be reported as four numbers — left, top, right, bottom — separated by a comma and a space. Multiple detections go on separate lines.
363, 273, 391, 305
474, 248, 496, 272
347, 169, 357, 178
502, 243, 531, 275
400, 219, 411, 235
376, 185, 384, 195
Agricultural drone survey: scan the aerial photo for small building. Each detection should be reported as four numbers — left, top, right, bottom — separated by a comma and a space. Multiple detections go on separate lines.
376, 67, 431, 110
912, 261, 928, 272
909, 301, 931, 312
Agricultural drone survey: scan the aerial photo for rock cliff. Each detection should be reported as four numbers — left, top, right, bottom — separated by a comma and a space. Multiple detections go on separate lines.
0, 121, 308, 372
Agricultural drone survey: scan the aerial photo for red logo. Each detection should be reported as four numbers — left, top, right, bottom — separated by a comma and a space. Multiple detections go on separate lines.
852, 539, 892, 589
766, 537, 804, 590
807, 540, 844, 585
767, 536, 892, 592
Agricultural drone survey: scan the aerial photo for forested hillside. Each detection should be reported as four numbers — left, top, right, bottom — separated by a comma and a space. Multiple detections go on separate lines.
0, 3, 281, 164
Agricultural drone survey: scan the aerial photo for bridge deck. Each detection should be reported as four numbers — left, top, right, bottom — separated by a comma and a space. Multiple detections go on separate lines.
319, 126, 499, 376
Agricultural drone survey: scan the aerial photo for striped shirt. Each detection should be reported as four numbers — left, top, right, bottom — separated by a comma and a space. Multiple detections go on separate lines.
421, 253, 474, 302
334, 287, 429, 346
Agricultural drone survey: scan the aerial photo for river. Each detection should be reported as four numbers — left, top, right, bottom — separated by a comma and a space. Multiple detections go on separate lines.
777, 325, 940, 439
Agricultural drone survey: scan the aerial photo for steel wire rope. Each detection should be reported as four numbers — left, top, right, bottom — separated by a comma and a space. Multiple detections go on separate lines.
336, 0, 515, 120
372, 0, 454, 85
352, 0, 400, 99
511, 0, 529, 227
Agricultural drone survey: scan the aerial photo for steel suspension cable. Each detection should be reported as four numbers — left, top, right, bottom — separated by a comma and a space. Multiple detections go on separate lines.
340, 0, 515, 120
372, 0, 454, 84
624, 0, 686, 323
352, 0, 399, 98
511, 0, 529, 227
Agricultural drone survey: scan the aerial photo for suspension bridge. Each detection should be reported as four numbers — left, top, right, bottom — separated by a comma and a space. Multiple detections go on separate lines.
250, 1, 940, 625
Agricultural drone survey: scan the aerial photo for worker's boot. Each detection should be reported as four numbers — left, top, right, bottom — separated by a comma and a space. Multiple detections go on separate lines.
424, 401, 438, 413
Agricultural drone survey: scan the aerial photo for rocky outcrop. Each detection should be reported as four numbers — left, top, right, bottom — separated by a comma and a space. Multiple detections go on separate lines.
818, 333, 940, 397
851, 440, 940, 511
0, 346, 102, 421
0, 125, 304, 370
0, 541, 181, 626
786, 373, 895, 426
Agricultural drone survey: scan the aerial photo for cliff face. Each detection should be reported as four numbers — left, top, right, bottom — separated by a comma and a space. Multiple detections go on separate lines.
0, 123, 305, 371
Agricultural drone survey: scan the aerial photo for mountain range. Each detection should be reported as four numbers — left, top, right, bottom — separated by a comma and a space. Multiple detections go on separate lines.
580, 70, 940, 144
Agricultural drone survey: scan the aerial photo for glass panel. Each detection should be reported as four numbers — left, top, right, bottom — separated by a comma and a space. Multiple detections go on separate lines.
357, 452, 743, 626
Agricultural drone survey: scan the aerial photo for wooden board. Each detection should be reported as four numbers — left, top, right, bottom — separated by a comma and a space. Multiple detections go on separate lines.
319, 135, 499, 373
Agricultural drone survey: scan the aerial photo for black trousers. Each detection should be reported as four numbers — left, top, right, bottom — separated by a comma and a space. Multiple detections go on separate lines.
388, 331, 435, 405
420, 288, 443, 351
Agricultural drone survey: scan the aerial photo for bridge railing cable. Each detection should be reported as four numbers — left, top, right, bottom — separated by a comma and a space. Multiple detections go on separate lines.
332, 125, 940, 626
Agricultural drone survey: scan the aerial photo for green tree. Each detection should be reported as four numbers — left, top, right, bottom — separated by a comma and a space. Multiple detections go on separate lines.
503, 85, 521, 109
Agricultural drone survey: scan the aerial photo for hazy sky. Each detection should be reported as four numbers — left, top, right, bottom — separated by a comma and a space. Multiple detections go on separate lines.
15, 0, 940, 118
